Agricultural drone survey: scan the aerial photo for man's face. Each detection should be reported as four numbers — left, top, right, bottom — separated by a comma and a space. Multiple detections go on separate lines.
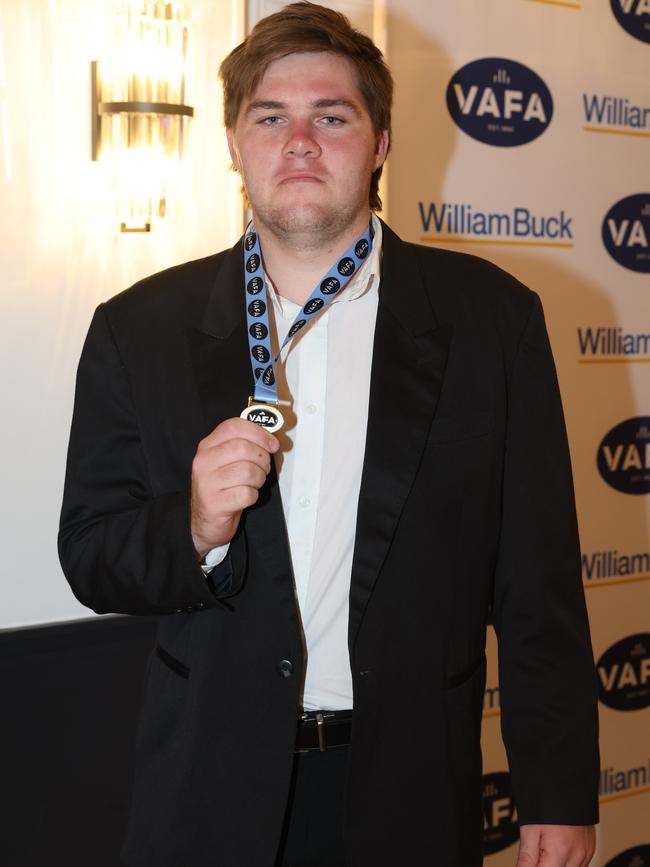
227, 51, 389, 244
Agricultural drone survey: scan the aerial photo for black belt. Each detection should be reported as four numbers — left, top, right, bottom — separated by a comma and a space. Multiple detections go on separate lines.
295, 709, 353, 753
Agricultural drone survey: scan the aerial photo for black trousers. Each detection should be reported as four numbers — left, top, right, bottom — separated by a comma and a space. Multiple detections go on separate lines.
275, 745, 349, 867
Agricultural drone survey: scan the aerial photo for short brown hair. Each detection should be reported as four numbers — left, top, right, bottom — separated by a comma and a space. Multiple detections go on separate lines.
219, 1, 392, 211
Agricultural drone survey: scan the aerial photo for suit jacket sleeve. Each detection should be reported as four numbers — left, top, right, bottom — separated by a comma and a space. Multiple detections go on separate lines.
492, 291, 599, 826
58, 303, 247, 615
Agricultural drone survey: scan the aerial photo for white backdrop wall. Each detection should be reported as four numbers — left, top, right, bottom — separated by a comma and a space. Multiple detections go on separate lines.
2, 0, 648, 863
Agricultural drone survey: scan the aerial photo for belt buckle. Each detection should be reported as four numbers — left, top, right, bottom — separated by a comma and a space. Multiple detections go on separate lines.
297, 710, 328, 752
315, 711, 326, 753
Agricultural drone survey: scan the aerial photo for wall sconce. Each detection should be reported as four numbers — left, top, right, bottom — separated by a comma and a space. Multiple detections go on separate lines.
91, 1, 193, 232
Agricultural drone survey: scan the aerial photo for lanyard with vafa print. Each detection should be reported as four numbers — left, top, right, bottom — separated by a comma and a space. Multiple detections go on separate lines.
240, 220, 374, 433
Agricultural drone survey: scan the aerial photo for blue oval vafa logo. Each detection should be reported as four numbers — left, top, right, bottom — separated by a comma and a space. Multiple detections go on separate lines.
446, 58, 553, 147
605, 845, 650, 867
610, 0, 650, 44
597, 633, 650, 711
597, 417, 650, 494
602, 194, 650, 273
482, 772, 519, 854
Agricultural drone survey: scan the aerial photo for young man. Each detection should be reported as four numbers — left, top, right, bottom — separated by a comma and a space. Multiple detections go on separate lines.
59, 4, 599, 866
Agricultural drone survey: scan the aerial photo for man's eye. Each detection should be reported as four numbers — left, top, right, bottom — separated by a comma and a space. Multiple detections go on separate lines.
321, 116, 344, 125
261, 116, 282, 125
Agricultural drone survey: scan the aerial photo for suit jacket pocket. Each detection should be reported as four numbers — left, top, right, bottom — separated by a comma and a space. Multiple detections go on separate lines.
443, 653, 487, 773
443, 653, 486, 824
444, 652, 486, 691
156, 643, 190, 679
427, 410, 495, 445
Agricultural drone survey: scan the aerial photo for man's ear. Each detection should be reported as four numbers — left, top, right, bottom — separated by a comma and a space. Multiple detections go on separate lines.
373, 129, 390, 171
226, 128, 239, 171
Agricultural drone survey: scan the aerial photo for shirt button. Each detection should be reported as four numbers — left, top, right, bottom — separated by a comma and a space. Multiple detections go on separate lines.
276, 659, 294, 678
306, 404, 317, 414
298, 496, 311, 508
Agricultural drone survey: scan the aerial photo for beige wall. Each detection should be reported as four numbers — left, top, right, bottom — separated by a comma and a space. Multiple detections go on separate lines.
0, 0, 243, 627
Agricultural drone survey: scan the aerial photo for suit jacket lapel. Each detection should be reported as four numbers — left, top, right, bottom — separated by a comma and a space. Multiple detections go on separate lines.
186, 241, 293, 600
187, 242, 250, 432
348, 223, 452, 652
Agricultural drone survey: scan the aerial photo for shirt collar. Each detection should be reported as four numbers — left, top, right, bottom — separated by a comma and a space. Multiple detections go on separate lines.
267, 214, 383, 321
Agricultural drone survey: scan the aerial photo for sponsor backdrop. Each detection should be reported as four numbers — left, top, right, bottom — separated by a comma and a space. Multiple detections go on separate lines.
252, 0, 649, 862
385, 1, 650, 863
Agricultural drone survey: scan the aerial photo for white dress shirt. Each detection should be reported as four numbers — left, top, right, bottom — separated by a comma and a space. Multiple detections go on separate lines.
205, 216, 382, 710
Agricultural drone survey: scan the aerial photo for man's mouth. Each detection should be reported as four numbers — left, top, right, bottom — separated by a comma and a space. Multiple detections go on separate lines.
278, 173, 323, 185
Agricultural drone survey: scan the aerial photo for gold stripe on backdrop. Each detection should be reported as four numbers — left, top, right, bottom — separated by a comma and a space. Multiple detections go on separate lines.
421, 237, 574, 249
578, 359, 650, 365
600, 785, 650, 806
584, 127, 650, 139
583, 574, 650, 590
526, 0, 581, 9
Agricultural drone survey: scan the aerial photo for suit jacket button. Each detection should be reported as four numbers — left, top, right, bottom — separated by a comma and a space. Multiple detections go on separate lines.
276, 659, 293, 678
196, 602, 206, 610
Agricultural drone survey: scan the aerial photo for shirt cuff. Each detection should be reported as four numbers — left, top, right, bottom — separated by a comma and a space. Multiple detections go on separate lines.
200, 543, 231, 574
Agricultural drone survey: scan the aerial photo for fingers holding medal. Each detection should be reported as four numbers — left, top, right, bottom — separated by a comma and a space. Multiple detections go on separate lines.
190, 417, 279, 557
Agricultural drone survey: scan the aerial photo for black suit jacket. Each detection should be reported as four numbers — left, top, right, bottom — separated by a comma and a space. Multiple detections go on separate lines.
59, 222, 599, 867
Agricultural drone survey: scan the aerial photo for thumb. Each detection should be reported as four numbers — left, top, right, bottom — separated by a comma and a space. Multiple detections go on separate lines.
516, 825, 542, 867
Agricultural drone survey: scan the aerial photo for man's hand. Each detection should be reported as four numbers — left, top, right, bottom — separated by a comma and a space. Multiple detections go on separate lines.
190, 417, 279, 559
516, 824, 596, 867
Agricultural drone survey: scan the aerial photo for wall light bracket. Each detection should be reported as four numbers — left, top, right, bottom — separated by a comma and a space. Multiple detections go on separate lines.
91, 2, 193, 232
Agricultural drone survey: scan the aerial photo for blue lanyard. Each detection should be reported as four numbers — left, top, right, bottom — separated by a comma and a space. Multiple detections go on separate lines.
243, 220, 374, 406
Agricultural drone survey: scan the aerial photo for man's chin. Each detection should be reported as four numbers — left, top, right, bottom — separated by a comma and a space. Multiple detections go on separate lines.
256, 203, 364, 245
263, 206, 334, 236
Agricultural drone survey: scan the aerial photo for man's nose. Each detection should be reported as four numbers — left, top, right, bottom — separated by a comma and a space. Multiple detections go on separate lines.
282, 121, 321, 158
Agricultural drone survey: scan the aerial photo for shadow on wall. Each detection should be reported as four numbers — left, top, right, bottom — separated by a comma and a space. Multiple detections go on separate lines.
382, 9, 644, 577
383, 10, 457, 228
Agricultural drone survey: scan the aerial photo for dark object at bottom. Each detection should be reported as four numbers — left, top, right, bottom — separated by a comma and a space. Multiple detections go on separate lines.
0, 615, 156, 867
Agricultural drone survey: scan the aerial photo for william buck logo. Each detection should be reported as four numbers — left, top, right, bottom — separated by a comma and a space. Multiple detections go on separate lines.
600, 759, 650, 799
611, 0, 650, 43
602, 194, 650, 273
446, 58, 553, 147
605, 845, 650, 867
597, 417, 650, 494
597, 633, 650, 711
482, 772, 519, 854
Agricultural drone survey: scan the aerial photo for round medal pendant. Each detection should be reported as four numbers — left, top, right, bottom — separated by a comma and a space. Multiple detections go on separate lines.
240, 403, 284, 433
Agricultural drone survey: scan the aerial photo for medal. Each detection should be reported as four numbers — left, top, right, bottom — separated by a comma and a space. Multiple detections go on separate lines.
241, 219, 374, 433
240, 399, 284, 433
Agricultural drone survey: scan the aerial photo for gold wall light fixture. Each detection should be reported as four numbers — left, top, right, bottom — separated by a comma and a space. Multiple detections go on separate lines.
91, 1, 193, 232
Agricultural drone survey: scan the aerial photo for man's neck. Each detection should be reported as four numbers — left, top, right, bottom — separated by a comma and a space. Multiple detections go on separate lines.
254, 212, 373, 306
